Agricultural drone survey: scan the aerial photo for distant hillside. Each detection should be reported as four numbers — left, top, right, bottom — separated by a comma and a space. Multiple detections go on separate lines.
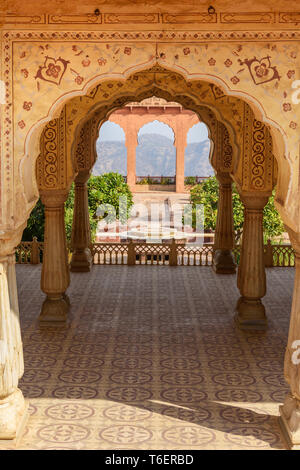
93, 133, 214, 177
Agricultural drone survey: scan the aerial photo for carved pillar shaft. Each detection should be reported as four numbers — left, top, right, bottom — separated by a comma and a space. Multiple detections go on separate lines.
70, 171, 92, 272
40, 190, 70, 322
126, 133, 137, 191
279, 231, 300, 449
0, 231, 27, 439
213, 173, 236, 273
175, 139, 185, 193
235, 196, 268, 330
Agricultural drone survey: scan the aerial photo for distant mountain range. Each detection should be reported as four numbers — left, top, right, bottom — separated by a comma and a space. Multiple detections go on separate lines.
93, 133, 214, 177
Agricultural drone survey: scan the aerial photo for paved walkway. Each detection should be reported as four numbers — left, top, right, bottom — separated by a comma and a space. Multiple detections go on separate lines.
2, 265, 295, 449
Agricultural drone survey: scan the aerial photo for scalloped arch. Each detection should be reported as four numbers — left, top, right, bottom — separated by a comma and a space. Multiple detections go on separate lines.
28, 65, 289, 229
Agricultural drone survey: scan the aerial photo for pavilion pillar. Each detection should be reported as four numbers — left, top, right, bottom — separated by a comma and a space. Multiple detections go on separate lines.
0, 230, 27, 440
175, 132, 186, 193
39, 190, 70, 322
213, 172, 236, 274
126, 129, 137, 192
235, 196, 268, 330
280, 230, 300, 449
70, 170, 92, 272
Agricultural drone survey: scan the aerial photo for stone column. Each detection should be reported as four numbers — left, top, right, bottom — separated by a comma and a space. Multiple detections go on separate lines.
213, 172, 236, 273
175, 132, 186, 193
235, 196, 268, 330
126, 129, 137, 192
70, 170, 92, 272
280, 230, 300, 449
0, 230, 27, 440
40, 190, 70, 322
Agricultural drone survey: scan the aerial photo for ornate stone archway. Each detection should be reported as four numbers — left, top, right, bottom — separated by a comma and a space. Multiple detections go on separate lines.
1, 8, 300, 447
33, 66, 279, 442
108, 99, 200, 192
36, 66, 276, 326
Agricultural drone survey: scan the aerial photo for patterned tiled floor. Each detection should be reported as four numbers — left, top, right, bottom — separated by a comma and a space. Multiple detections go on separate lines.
1, 265, 295, 450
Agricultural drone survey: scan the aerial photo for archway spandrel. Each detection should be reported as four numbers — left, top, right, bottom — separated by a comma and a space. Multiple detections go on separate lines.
11, 40, 299, 160
158, 43, 299, 136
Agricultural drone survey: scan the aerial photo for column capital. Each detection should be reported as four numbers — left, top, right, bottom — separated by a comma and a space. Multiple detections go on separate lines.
40, 189, 69, 207
241, 195, 269, 211
215, 171, 232, 187
75, 169, 91, 185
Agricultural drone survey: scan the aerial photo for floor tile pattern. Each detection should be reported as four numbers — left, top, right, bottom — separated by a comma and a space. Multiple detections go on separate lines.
0, 265, 294, 449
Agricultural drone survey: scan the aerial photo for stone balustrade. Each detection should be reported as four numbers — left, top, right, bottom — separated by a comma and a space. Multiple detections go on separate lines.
15, 238, 295, 268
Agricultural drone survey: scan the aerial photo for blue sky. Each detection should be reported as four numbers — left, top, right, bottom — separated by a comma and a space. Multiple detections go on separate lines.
98, 120, 208, 144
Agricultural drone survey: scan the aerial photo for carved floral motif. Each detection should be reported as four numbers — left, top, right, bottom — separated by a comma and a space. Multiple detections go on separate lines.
251, 120, 265, 189
38, 109, 67, 190
239, 56, 280, 85
35, 56, 69, 85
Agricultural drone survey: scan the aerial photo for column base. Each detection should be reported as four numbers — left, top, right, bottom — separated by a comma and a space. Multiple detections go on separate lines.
234, 297, 267, 330
176, 186, 185, 193
213, 249, 236, 274
70, 249, 92, 272
39, 296, 69, 322
279, 393, 300, 449
128, 184, 136, 193
0, 389, 29, 445
63, 293, 70, 306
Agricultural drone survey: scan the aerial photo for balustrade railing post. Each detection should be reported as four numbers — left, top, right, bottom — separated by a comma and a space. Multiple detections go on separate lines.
30, 236, 40, 264
264, 239, 273, 267
127, 240, 135, 265
88, 243, 94, 265
169, 238, 178, 266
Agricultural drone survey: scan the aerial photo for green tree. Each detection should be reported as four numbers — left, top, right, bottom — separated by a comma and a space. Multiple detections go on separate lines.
189, 176, 283, 242
22, 199, 45, 241
23, 173, 133, 242
263, 191, 284, 242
